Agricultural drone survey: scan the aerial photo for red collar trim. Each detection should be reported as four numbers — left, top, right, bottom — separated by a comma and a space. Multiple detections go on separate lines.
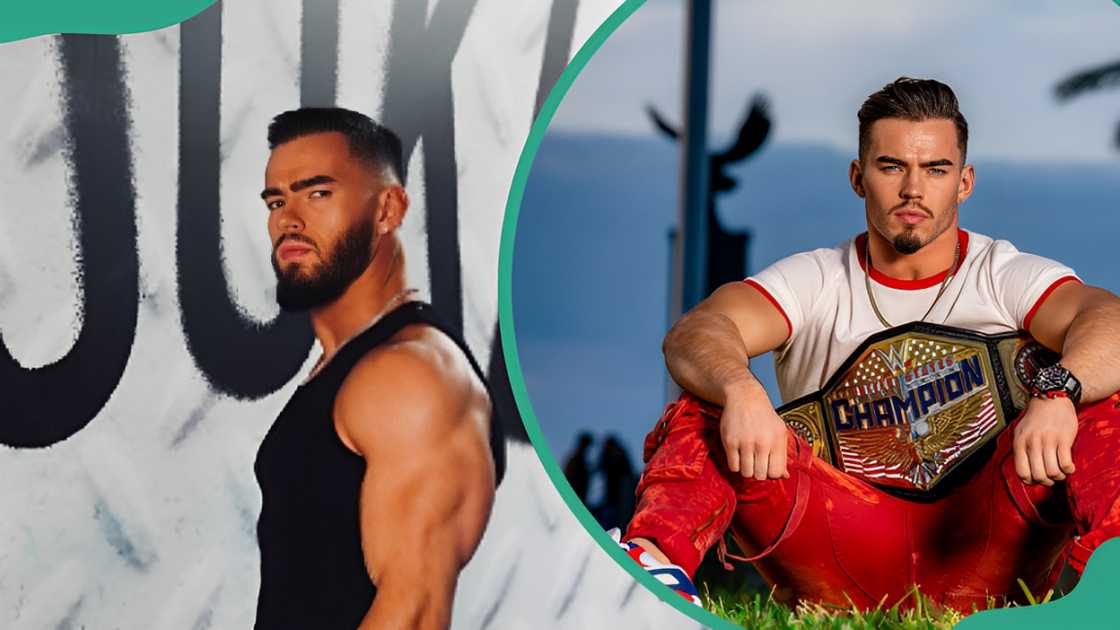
855, 229, 969, 290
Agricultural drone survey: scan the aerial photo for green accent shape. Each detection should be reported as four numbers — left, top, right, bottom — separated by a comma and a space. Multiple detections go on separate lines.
497, 1, 739, 627
496, 1, 1120, 629
959, 537, 1120, 629
0, 0, 216, 43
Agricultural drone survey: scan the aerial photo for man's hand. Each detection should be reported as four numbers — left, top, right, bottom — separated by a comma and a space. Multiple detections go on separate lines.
1013, 396, 1078, 486
720, 382, 789, 480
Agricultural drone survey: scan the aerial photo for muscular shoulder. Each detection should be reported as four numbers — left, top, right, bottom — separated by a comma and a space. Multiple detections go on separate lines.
969, 231, 1076, 283
745, 241, 846, 337
334, 326, 490, 457
764, 242, 846, 278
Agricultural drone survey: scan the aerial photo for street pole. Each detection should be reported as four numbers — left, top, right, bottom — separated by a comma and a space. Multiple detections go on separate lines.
671, 0, 712, 322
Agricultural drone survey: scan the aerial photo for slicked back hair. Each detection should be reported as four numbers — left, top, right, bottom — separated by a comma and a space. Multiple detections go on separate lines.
858, 77, 969, 164
267, 107, 405, 185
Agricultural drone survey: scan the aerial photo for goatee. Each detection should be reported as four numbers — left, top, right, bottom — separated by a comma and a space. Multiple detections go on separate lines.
892, 231, 923, 255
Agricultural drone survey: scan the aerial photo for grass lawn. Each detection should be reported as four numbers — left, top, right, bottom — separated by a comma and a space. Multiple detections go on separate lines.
702, 579, 1057, 629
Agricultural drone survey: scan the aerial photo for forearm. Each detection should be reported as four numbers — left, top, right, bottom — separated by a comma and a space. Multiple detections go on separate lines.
1059, 298, 1120, 403
663, 309, 764, 405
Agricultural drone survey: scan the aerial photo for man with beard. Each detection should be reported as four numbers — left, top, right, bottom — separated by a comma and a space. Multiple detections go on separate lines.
252, 107, 504, 630
619, 78, 1120, 611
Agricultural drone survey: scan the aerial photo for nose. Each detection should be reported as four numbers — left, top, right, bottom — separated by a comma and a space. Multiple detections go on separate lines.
900, 169, 923, 201
274, 201, 305, 233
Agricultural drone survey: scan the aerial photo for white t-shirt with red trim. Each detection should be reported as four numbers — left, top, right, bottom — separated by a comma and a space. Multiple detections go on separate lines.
746, 229, 1080, 403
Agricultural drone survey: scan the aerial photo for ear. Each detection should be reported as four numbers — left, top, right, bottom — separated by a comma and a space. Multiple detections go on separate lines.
957, 164, 975, 205
374, 185, 410, 235
849, 159, 865, 198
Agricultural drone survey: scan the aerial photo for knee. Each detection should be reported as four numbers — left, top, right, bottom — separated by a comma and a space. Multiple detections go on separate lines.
1074, 394, 1120, 447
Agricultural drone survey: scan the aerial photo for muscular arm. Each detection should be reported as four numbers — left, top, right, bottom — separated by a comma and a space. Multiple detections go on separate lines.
663, 281, 790, 405
1029, 282, 1120, 403
1016, 282, 1120, 485
335, 341, 495, 629
662, 281, 791, 478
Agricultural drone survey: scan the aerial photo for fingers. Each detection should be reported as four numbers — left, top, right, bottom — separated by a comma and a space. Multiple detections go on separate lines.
725, 439, 741, 474
1028, 438, 1053, 486
768, 433, 789, 479
1016, 435, 1077, 486
1042, 441, 1065, 482
720, 405, 789, 481
1013, 432, 1031, 483
740, 448, 755, 480
1014, 398, 1080, 485
1058, 439, 1076, 476
723, 432, 786, 480
753, 446, 769, 481
750, 427, 789, 480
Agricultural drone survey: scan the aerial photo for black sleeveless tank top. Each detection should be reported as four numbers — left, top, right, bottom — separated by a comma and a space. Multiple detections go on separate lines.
253, 301, 506, 629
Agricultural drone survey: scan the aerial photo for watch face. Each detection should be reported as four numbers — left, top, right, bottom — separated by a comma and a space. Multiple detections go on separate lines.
1036, 366, 1067, 390
1014, 342, 1059, 387
1033, 365, 1080, 403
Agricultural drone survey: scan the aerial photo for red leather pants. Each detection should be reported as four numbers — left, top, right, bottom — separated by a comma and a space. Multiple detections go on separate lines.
624, 392, 1120, 611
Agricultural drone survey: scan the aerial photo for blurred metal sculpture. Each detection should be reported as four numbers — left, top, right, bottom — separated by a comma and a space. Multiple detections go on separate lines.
650, 95, 772, 294
1055, 58, 1120, 150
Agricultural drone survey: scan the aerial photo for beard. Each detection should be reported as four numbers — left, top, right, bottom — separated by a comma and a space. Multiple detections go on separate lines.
892, 229, 924, 255
272, 219, 375, 311
875, 204, 957, 256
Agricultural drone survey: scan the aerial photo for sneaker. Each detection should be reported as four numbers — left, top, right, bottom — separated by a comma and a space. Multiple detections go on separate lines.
607, 528, 703, 606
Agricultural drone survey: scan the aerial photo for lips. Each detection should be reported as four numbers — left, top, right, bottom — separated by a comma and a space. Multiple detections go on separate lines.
275, 240, 316, 262
893, 208, 930, 225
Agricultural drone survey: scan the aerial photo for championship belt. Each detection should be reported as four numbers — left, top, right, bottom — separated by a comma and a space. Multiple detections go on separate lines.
777, 322, 1059, 496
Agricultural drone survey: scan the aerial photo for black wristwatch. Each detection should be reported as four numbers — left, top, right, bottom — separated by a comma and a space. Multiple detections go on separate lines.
1029, 364, 1083, 406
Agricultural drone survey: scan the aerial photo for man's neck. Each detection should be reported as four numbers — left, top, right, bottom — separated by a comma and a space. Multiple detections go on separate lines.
310, 252, 408, 356
866, 225, 960, 281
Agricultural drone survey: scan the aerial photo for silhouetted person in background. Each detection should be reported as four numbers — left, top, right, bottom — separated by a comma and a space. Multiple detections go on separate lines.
562, 432, 595, 503
592, 435, 637, 531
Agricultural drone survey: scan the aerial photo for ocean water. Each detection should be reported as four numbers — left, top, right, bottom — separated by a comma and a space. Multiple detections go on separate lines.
514, 131, 1120, 464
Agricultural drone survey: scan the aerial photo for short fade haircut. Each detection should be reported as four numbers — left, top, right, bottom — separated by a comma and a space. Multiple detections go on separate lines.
267, 107, 405, 185
857, 77, 969, 164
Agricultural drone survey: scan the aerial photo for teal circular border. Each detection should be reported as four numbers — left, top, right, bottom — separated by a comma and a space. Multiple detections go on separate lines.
0, 0, 216, 43
13, 0, 1113, 626
496, 1, 1120, 628
497, 2, 739, 627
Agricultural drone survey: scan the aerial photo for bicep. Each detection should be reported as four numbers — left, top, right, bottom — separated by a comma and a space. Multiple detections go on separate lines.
694, 280, 792, 357
1027, 282, 1114, 352
334, 345, 496, 591
358, 405, 495, 588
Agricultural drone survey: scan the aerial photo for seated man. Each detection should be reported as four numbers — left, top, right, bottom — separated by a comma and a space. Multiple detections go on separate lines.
622, 77, 1120, 612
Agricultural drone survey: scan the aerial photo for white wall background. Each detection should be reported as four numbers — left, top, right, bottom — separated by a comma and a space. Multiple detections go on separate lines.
0, 1, 702, 628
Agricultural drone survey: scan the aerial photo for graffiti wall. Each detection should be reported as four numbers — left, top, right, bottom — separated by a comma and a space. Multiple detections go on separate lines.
0, 1, 698, 627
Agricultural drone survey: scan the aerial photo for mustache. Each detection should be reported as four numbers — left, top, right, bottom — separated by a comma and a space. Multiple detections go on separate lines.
273, 233, 319, 253
892, 202, 932, 216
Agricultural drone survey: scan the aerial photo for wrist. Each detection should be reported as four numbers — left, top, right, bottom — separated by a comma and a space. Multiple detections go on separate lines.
1027, 393, 1075, 412
722, 379, 768, 404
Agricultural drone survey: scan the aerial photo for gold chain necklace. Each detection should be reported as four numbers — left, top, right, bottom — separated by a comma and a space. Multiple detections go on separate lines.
864, 237, 960, 328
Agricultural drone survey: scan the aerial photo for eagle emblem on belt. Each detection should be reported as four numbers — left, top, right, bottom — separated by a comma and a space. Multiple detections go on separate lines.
777, 323, 1056, 496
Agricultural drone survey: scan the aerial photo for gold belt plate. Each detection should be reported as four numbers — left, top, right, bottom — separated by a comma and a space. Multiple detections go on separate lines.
777, 323, 1057, 495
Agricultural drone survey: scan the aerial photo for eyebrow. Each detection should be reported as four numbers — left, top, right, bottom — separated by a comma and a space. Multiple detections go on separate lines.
875, 156, 955, 168
260, 174, 337, 199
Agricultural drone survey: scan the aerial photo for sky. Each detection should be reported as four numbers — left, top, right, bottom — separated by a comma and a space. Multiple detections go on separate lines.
513, 0, 1120, 470
553, 0, 1120, 163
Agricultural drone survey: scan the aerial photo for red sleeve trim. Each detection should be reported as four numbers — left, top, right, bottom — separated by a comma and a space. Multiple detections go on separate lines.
743, 278, 792, 341
1022, 276, 1082, 331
